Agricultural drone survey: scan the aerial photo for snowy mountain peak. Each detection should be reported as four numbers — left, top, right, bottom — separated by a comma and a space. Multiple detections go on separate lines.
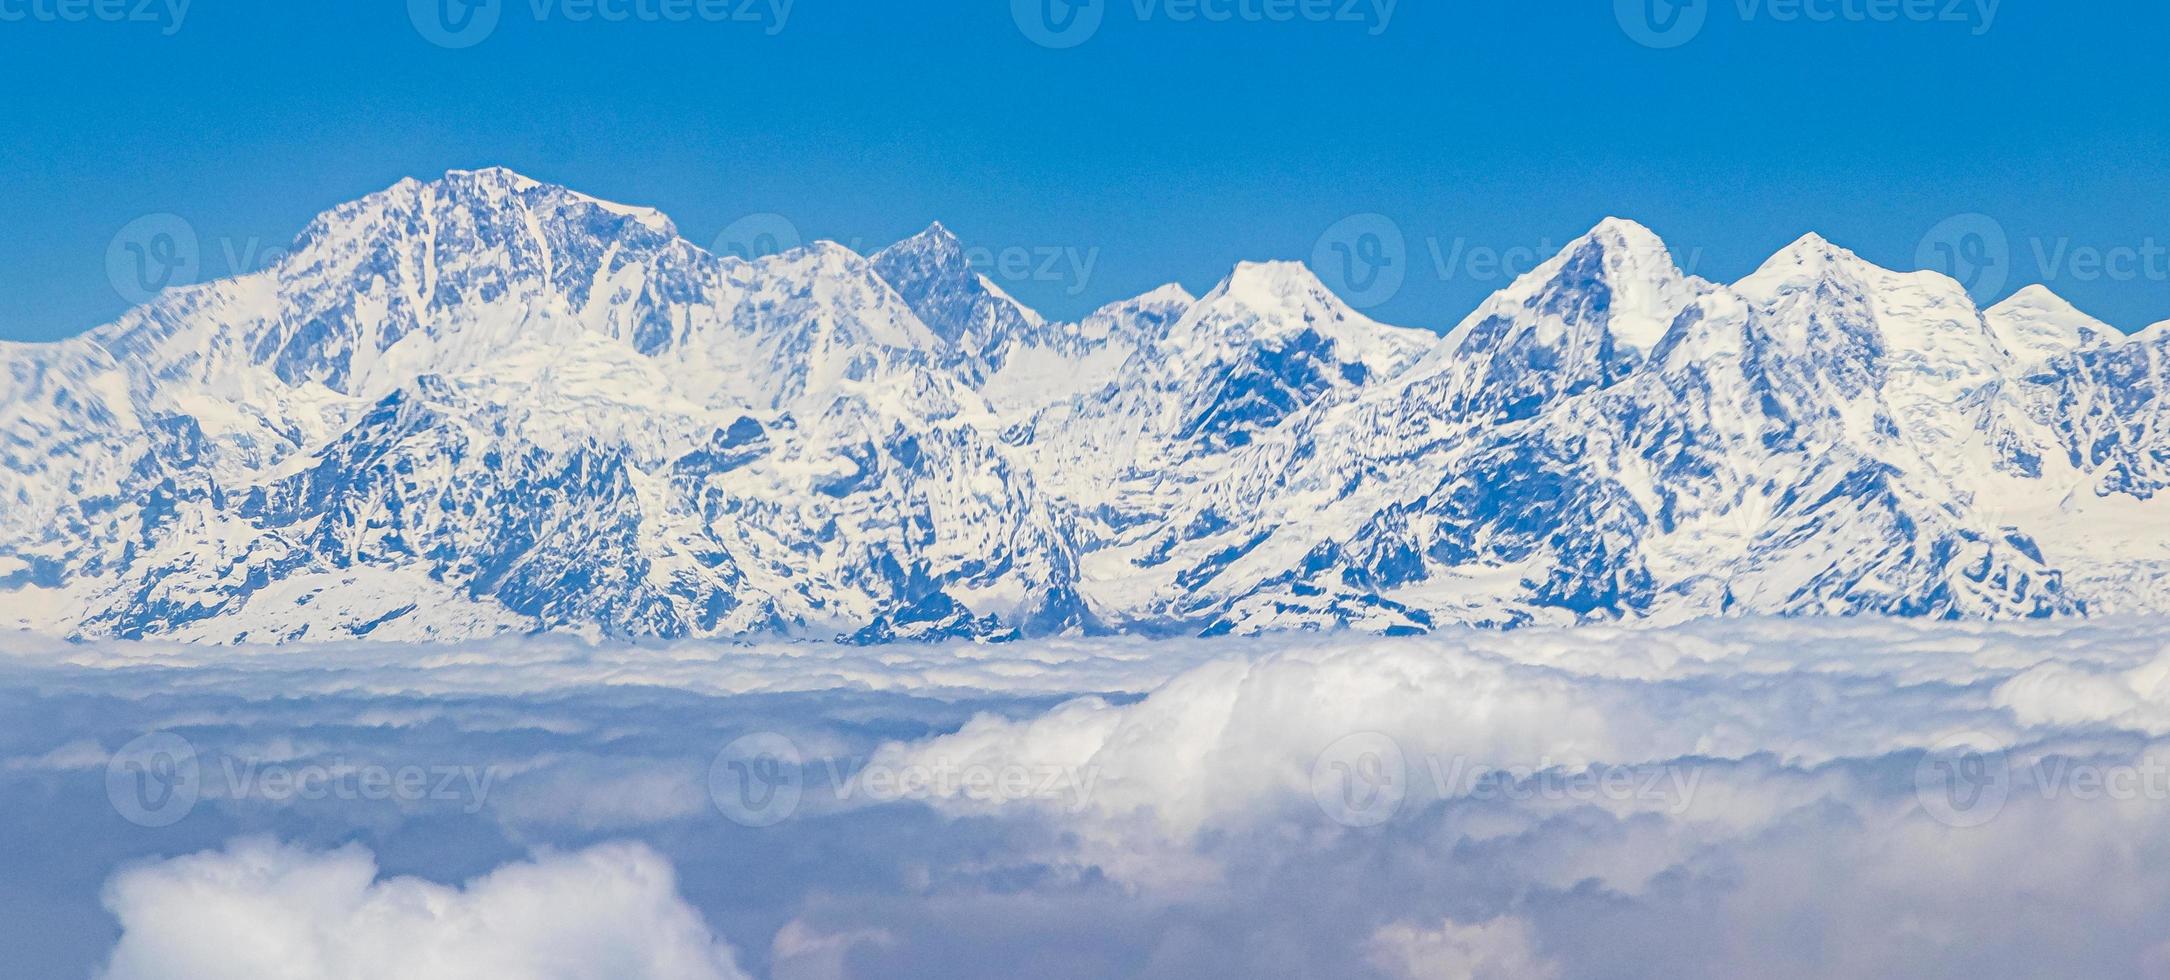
443, 164, 543, 187
1563, 217, 1698, 349
1191, 262, 1297, 318
869, 221, 1045, 368
1743, 231, 1860, 282
772, 237, 872, 267
1214, 260, 1328, 305
1070, 284, 1195, 343
1728, 230, 2028, 404
292, 168, 682, 264
1104, 282, 1196, 312
1203, 261, 1425, 348
1996, 283, 2076, 311
916, 219, 961, 245
1987, 284, 2116, 367
1582, 215, 1670, 254
1185, 260, 1432, 371
1013, 259, 1436, 474
870, 222, 963, 280
1730, 233, 1923, 353
1783, 229, 1841, 253
1447, 219, 1695, 340
431, 167, 677, 235
1545, 216, 1675, 276
1419, 217, 1704, 415
878, 221, 968, 262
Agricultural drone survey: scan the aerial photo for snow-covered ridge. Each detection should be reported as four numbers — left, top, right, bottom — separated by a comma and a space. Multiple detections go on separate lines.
3, 169, 2168, 643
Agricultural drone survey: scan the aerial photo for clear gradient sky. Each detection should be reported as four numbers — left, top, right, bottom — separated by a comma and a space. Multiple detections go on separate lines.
2, 0, 2166, 341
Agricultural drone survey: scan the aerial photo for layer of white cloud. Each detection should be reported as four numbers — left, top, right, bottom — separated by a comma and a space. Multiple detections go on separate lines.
867, 618, 2170, 836
0, 627, 1227, 699
10, 618, 2170, 977
97, 839, 749, 980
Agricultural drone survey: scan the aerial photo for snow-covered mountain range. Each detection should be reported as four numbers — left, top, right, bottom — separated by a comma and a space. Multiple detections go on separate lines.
5, 169, 2168, 643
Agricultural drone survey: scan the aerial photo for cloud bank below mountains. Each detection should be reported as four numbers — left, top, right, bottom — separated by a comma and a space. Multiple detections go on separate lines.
9, 617, 2170, 978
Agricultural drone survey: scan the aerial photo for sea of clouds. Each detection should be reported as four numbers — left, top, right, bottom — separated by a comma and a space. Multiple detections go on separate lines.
5, 618, 2170, 978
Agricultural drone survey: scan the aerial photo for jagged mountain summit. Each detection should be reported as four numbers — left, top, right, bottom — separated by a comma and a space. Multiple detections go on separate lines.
4, 169, 2168, 643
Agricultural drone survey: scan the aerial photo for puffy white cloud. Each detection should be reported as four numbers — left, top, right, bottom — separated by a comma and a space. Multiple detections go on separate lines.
865, 625, 2029, 836
97, 839, 749, 980
1993, 651, 2170, 732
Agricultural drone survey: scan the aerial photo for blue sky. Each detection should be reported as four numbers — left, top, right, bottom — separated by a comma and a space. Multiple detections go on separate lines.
1, 0, 2166, 341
